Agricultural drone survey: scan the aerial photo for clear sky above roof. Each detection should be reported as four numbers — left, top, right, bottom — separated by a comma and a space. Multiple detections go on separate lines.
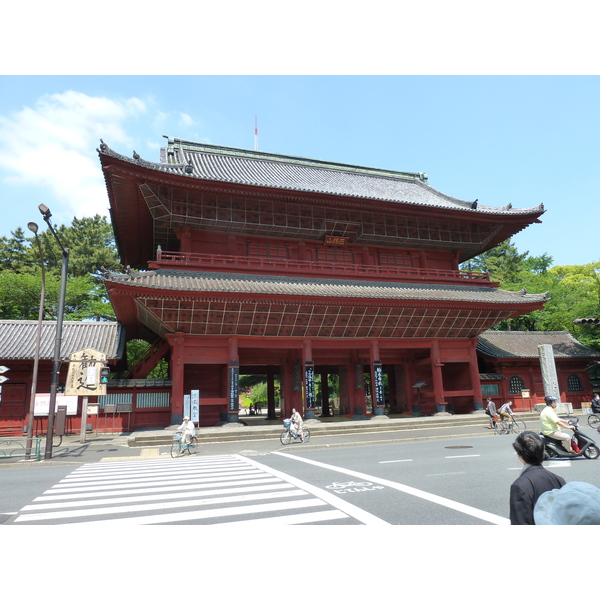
1, 5, 598, 269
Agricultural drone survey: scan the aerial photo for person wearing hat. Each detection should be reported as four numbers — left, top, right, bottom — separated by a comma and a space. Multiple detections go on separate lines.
534, 481, 600, 525
177, 415, 195, 448
540, 395, 576, 454
509, 431, 566, 525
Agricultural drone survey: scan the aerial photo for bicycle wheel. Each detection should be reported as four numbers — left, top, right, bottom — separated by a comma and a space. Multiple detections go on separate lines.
170, 439, 182, 458
588, 414, 600, 428
511, 420, 527, 434
188, 436, 198, 454
280, 430, 291, 445
302, 428, 310, 443
498, 421, 508, 435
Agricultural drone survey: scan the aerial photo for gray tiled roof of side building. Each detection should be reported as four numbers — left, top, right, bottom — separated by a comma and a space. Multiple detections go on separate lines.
0, 321, 126, 361
104, 269, 549, 305
477, 330, 600, 358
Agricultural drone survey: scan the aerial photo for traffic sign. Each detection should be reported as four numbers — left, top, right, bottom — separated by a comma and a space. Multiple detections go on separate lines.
0, 366, 9, 374
0, 375, 8, 384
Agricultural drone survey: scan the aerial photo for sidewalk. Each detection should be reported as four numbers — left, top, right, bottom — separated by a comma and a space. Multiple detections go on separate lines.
1, 410, 583, 468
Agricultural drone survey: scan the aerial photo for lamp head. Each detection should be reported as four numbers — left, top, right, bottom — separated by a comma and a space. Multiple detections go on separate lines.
38, 204, 51, 218
27, 222, 39, 234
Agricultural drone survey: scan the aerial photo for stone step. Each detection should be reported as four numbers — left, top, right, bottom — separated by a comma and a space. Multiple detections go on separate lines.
126, 412, 538, 447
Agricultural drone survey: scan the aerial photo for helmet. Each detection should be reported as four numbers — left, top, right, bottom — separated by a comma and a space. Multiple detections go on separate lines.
545, 395, 559, 405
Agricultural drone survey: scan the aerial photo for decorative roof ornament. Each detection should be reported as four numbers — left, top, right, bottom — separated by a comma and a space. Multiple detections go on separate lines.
133, 151, 140, 160
185, 160, 193, 174
471, 199, 478, 209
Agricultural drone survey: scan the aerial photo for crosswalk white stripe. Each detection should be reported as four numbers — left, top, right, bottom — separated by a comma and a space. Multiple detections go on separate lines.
45, 472, 276, 494
52, 468, 258, 488
38, 476, 280, 501
75, 456, 240, 473
15, 489, 310, 522
61, 465, 256, 483
212, 509, 349, 525
24, 482, 295, 511
60, 498, 328, 525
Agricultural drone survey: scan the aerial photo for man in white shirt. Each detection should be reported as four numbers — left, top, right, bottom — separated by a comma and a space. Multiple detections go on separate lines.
177, 416, 195, 447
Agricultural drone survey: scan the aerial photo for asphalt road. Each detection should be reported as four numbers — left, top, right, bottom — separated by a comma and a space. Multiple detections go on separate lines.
2, 428, 599, 525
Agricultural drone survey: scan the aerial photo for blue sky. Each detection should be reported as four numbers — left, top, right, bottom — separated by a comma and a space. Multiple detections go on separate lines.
1, 4, 598, 268
1, 75, 598, 267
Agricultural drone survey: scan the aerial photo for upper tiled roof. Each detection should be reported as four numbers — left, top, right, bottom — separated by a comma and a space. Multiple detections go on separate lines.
0, 321, 126, 361
104, 269, 548, 305
477, 330, 600, 359
98, 138, 544, 216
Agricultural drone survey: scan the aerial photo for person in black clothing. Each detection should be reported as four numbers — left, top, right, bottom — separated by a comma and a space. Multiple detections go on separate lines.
509, 431, 566, 525
591, 393, 600, 414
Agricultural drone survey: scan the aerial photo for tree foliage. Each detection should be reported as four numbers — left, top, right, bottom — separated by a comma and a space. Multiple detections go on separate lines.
0, 215, 121, 321
463, 239, 600, 350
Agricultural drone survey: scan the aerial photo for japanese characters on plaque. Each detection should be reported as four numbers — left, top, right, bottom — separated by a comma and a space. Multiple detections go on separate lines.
65, 348, 107, 396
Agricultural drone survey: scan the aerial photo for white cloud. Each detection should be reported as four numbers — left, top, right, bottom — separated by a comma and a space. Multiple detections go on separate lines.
0, 90, 146, 224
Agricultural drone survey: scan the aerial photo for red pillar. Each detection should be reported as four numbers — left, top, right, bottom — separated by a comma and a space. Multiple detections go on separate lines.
169, 331, 185, 425
431, 340, 446, 413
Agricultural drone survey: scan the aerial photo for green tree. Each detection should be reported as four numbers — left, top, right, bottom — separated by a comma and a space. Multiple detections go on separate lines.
0, 214, 120, 321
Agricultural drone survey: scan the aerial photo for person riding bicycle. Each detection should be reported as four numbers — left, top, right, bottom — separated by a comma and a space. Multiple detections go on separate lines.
540, 395, 576, 454
498, 400, 514, 425
177, 416, 195, 447
290, 408, 304, 443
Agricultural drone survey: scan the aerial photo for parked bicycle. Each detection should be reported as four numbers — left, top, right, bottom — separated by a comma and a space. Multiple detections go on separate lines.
171, 432, 198, 457
495, 415, 527, 435
280, 418, 310, 445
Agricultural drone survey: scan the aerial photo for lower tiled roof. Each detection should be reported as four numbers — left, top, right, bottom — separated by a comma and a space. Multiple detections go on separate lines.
104, 269, 548, 306
0, 321, 125, 361
477, 330, 600, 359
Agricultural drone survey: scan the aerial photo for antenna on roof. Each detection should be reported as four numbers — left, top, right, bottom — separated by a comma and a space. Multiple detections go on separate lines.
254, 115, 258, 151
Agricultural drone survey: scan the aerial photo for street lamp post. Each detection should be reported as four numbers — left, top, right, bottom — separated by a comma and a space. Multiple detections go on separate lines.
25, 222, 45, 459
38, 204, 69, 460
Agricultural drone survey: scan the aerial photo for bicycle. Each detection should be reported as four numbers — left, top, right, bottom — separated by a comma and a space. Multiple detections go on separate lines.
496, 415, 527, 435
280, 419, 310, 445
587, 413, 600, 429
170, 433, 198, 457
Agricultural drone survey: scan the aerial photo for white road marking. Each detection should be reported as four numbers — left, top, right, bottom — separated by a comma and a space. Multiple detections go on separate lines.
237, 455, 389, 525
379, 459, 413, 463
445, 454, 480, 459
274, 452, 510, 525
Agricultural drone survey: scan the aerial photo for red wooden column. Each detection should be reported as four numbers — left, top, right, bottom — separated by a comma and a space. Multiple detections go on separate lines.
302, 340, 316, 420
370, 340, 385, 416
227, 338, 240, 423
169, 331, 185, 425
431, 340, 447, 413
469, 338, 483, 411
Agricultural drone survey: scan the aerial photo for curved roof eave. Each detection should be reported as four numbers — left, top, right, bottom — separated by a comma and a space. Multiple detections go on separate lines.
97, 140, 545, 218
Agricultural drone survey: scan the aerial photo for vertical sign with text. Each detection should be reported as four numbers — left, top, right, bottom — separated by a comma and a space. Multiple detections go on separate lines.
305, 363, 315, 409
229, 363, 239, 412
373, 362, 385, 406
191, 389, 200, 424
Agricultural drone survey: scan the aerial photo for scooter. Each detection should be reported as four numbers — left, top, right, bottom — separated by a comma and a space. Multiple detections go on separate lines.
541, 418, 600, 460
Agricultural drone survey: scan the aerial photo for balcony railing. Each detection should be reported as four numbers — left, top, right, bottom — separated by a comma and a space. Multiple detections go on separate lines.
151, 250, 492, 285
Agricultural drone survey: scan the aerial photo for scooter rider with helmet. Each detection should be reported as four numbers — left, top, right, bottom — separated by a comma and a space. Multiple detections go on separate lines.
540, 395, 576, 454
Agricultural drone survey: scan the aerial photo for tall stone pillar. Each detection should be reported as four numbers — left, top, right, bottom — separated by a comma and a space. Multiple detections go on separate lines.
538, 344, 560, 399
